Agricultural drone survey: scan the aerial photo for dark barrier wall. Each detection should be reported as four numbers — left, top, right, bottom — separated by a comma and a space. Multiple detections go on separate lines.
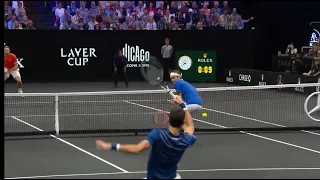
4, 30, 254, 82
225, 68, 320, 95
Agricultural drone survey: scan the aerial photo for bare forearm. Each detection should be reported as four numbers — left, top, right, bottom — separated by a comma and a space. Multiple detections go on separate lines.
118, 144, 142, 154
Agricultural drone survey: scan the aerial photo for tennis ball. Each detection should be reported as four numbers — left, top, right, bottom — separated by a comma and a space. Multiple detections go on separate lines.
202, 112, 207, 117
157, 77, 160, 80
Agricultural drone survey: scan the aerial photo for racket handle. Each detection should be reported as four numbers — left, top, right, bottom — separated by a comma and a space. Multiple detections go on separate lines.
168, 91, 175, 99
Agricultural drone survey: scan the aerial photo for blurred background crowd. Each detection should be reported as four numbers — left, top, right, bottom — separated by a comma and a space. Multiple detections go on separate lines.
4, 1, 254, 31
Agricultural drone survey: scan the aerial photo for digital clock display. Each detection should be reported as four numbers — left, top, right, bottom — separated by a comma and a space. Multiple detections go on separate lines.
198, 66, 213, 73
176, 50, 216, 82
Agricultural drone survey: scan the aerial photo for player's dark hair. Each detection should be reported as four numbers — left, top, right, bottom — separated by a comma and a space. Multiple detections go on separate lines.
171, 70, 182, 76
169, 106, 185, 128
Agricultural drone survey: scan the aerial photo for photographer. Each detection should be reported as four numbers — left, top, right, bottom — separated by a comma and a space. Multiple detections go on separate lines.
285, 42, 298, 55
113, 49, 129, 88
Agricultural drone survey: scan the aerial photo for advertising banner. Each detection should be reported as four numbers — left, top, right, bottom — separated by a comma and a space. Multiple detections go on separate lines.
225, 68, 320, 94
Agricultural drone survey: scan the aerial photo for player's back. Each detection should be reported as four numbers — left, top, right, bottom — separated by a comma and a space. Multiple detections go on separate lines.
146, 128, 196, 179
173, 80, 202, 105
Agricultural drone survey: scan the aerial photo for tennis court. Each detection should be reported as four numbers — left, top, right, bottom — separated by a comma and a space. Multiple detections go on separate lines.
4, 82, 320, 179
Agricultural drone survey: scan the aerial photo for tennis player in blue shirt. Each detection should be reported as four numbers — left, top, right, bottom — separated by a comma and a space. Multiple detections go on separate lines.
96, 95, 197, 179
169, 70, 203, 115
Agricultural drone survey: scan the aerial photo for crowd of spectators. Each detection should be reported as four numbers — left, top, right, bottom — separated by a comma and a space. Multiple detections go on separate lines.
52, 1, 254, 30
4, 1, 36, 30
279, 38, 320, 76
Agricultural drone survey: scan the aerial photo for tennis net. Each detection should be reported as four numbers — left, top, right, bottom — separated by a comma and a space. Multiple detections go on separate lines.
4, 83, 320, 139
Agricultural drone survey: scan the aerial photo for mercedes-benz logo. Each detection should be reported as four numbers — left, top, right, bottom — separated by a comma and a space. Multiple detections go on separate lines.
304, 92, 320, 122
277, 75, 283, 85
261, 74, 264, 81
229, 70, 231, 77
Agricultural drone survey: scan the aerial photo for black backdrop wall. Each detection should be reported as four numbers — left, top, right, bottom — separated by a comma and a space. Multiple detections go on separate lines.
4, 30, 254, 82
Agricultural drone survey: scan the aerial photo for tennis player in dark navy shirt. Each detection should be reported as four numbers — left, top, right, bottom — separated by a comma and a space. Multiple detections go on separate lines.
113, 49, 129, 87
96, 95, 197, 179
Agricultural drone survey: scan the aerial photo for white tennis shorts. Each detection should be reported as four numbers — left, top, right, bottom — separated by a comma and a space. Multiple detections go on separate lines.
187, 104, 203, 115
143, 173, 181, 179
4, 69, 21, 79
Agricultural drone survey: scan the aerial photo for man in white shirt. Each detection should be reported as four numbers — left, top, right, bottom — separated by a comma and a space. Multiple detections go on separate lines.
55, 2, 65, 19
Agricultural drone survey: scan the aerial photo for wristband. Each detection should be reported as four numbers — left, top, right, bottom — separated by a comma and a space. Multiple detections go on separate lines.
111, 143, 120, 151
179, 103, 187, 110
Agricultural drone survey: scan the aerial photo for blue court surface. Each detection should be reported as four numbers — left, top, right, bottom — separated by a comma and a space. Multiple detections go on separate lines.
4, 82, 320, 179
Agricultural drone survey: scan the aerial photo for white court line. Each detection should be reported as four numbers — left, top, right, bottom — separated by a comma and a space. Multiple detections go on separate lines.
202, 107, 320, 136
5, 167, 320, 179
10, 116, 129, 173
5, 99, 158, 105
124, 101, 320, 154
5, 112, 154, 118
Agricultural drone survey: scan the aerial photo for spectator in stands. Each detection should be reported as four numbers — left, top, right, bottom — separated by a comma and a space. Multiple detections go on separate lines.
219, 9, 229, 28
172, 22, 181, 30
72, 9, 82, 25
317, 38, 320, 46
68, 1, 78, 16
99, 16, 107, 30
87, 16, 98, 30
59, 9, 69, 29
196, 22, 204, 30
146, 16, 157, 30
164, 9, 174, 23
5, 9, 13, 24
191, 1, 199, 16
55, 2, 65, 25
285, 42, 298, 55
169, 1, 178, 15
94, 23, 100, 30
62, 15, 76, 30
175, 11, 185, 27
4, 1, 12, 15
79, 1, 88, 17
7, 14, 18, 29
26, 20, 35, 30
231, 8, 240, 20
21, 15, 28, 28
222, 1, 231, 15
156, 15, 166, 30
90, 1, 99, 17
235, 15, 253, 29
303, 49, 320, 76
213, 1, 222, 15
290, 54, 304, 74
135, 1, 145, 18
304, 43, 318, 59
76, 17, 85, 30
15, 1, 26, 21
122, 16, 132, 30
12, 1, 24, 12
146, 2, 156, 17
4, 19, 8, 29
185, 8, 197, 27
13, 21, 22, 30
96, 9, 105, 23
83, 10, 93, 24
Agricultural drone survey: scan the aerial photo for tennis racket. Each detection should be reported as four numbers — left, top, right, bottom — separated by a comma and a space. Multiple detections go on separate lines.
140, 56, 175, 99
153, 110, 170, 126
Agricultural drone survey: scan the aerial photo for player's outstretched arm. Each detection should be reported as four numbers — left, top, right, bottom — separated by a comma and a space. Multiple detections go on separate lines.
96, 139, 151, 155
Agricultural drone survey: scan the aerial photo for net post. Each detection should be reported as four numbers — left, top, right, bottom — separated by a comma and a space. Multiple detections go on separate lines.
55, 94, 59, 135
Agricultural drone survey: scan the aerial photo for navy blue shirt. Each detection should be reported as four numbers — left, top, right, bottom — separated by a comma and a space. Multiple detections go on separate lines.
173, 79, 202, 105
113, 55, 127, 67
146, 129, 197, 179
